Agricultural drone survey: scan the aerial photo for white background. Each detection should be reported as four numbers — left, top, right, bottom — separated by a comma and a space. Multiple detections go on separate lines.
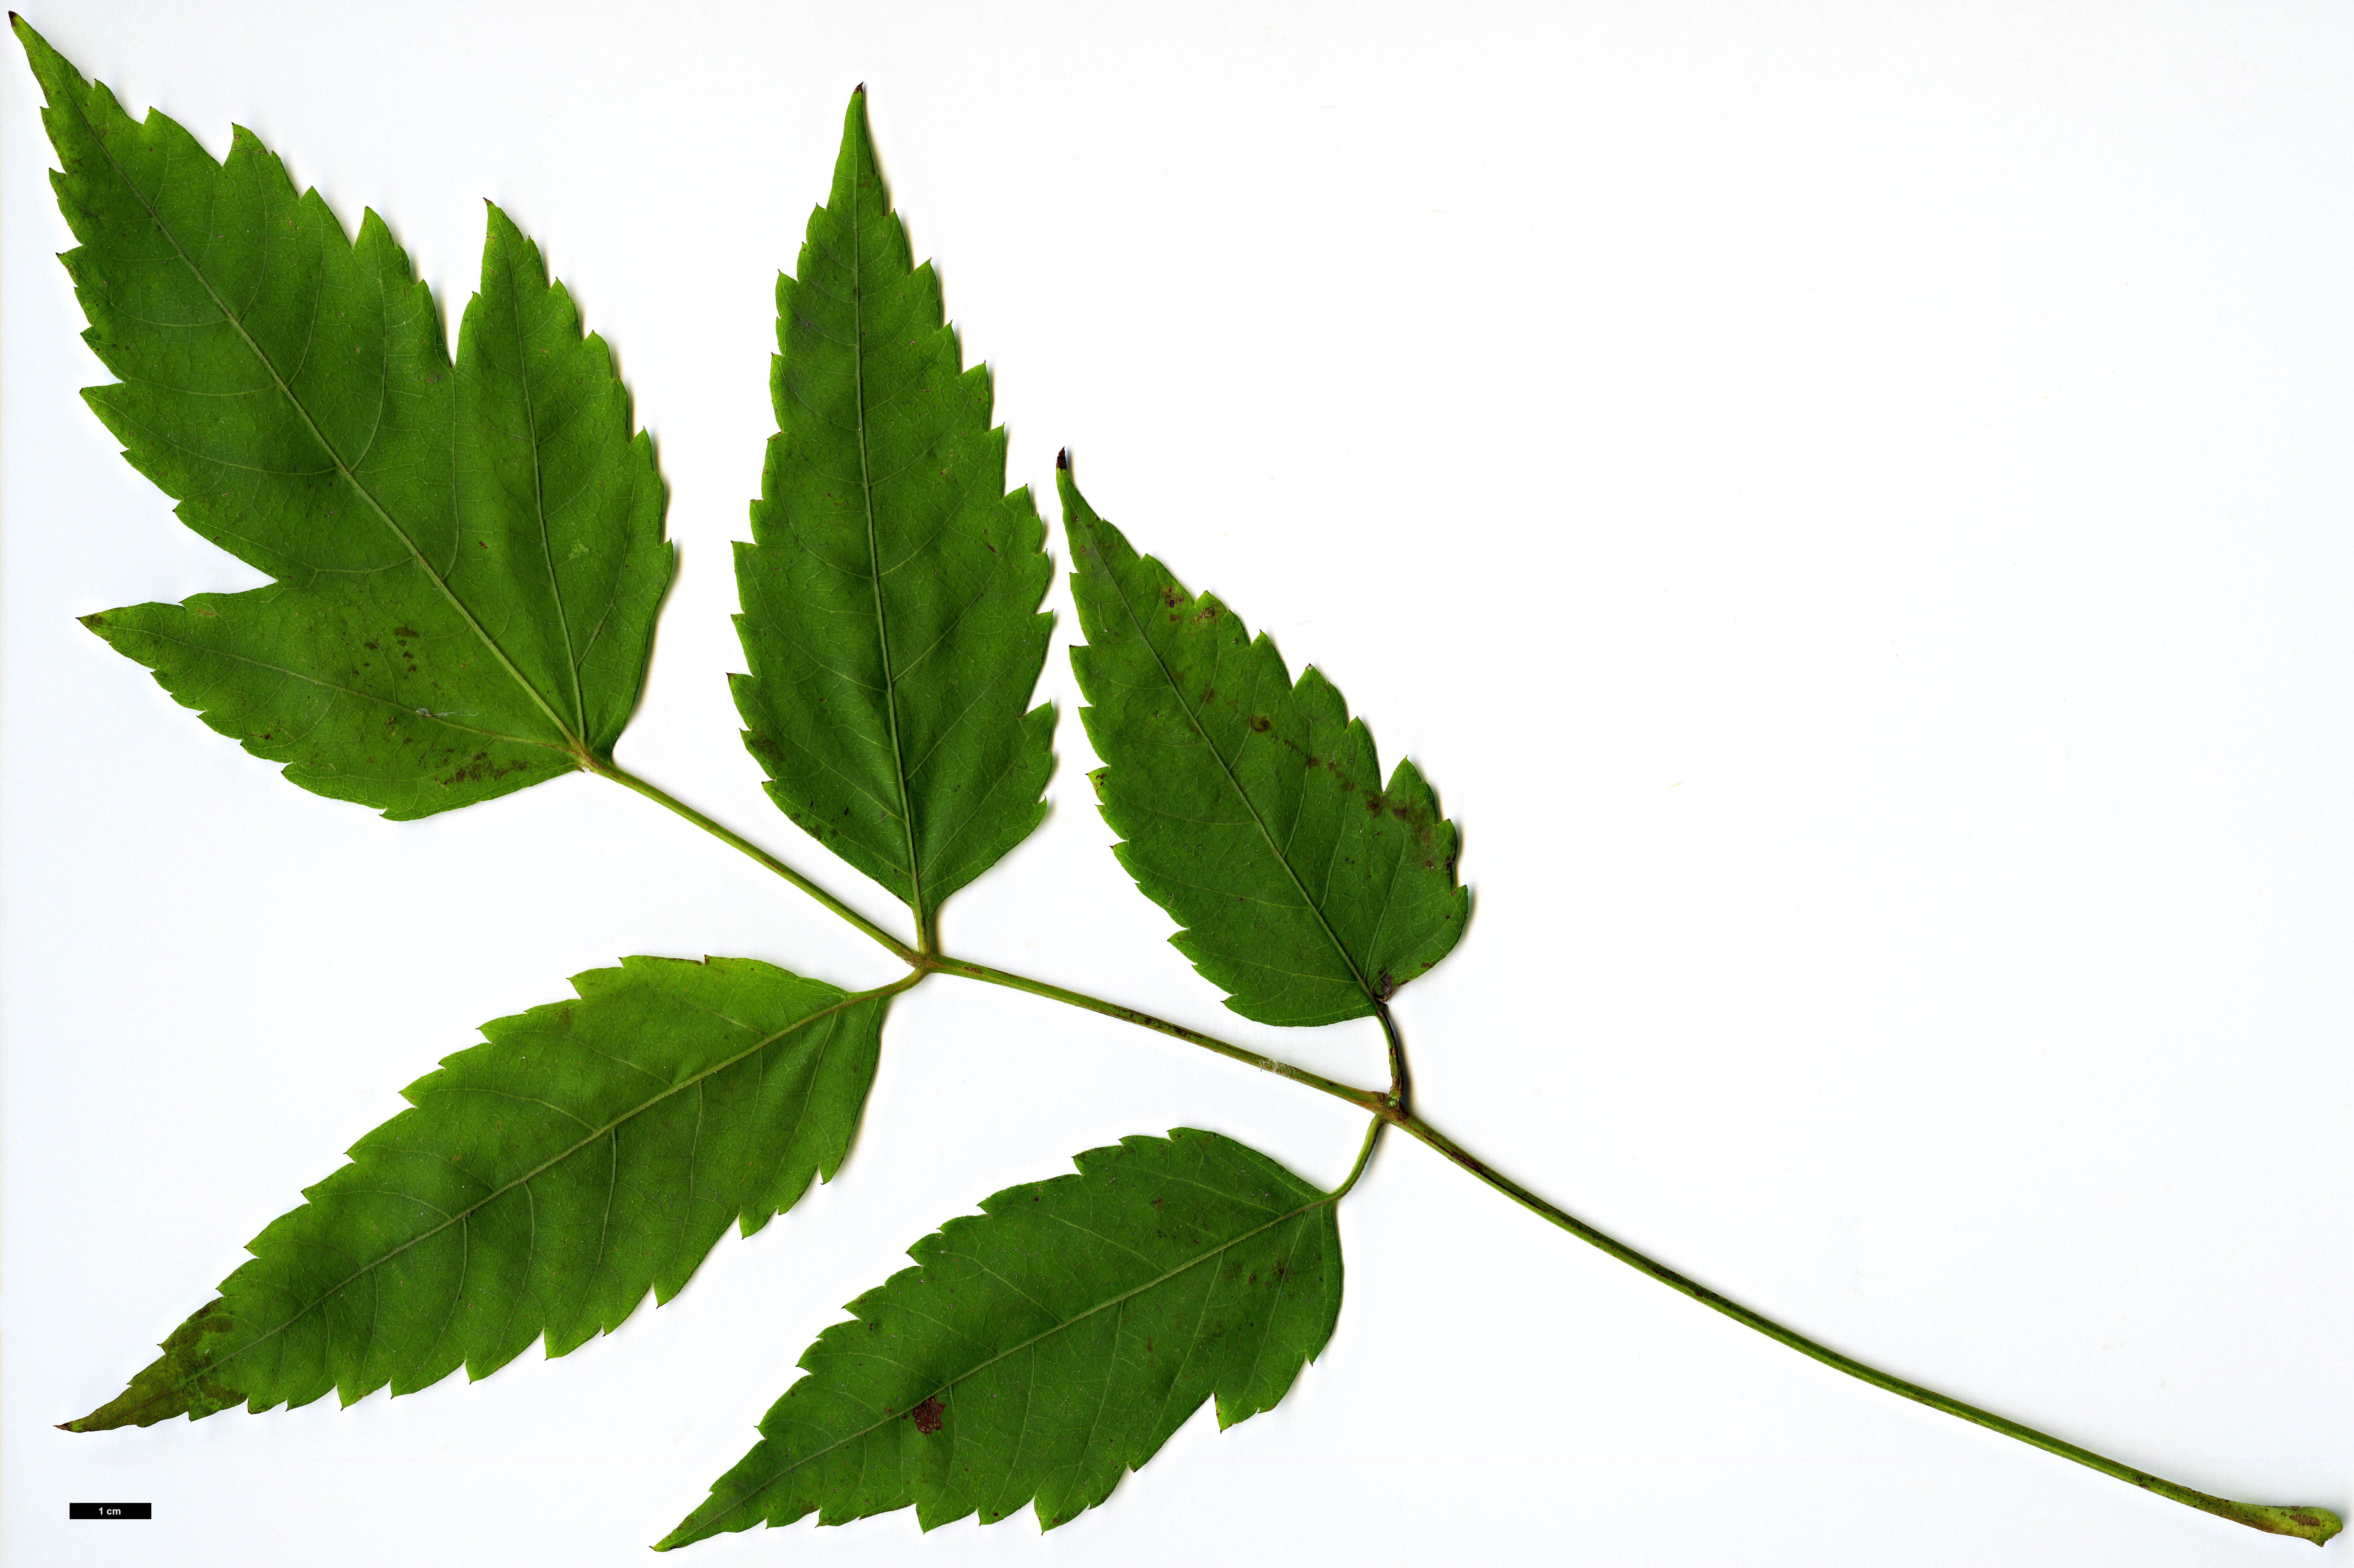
5, 2, 2350, 1563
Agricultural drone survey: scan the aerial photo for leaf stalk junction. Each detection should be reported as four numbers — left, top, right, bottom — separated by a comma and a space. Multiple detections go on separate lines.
593, 758, 2338, 1546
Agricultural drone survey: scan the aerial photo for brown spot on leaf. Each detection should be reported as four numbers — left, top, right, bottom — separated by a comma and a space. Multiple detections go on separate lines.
909, 1396, 945, 1435
443, 751, 538, 788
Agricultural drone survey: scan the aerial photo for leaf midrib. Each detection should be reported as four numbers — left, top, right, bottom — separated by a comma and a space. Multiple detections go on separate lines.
1099, 554, 1380, 1007
127, 988, 877, 1420
844, 126, 928, 931
67, 82, 587, 757
500, 235, 590, 742
693, 1176, 1331, 1531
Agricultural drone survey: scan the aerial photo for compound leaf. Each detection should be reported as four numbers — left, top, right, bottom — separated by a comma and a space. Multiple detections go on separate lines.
731, 90, 1054, 929
67, 957, 889, 1431
1061, 468, 1469, 1027
23, 20, 672, 819
660, 1128, 1341, 1547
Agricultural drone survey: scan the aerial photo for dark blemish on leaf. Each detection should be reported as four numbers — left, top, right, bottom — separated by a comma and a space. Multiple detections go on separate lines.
1251, 715, 1271, 732
443, 750, 535, 787
1056, 448, 1070, 469
1160, 586, 1183, 610
909, 1397, 945, 1435
1376, 971, 1397, 1000
393, 626, 419, 639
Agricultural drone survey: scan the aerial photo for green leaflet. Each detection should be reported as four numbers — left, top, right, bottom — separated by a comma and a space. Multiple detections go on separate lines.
23, 21, 672, 819
660, 1129, 1342, 1547
731, 91, 1054, 929
68, 957, 889, 1431
1061, 469, 1469, 1027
